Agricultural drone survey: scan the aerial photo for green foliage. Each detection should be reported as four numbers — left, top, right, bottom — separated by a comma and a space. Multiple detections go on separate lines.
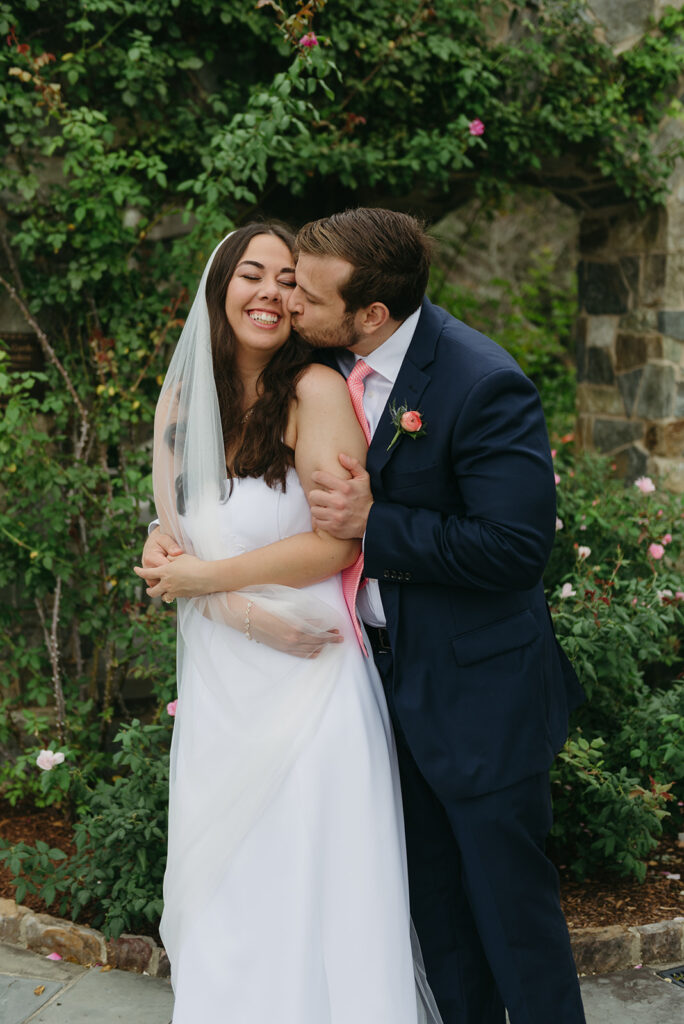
549, 736, 670, 882
0, 719, 170, 937
2, 0, 684, 924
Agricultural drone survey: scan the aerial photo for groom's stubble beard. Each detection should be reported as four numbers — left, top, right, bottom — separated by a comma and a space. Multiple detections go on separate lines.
291, 310, 362, 351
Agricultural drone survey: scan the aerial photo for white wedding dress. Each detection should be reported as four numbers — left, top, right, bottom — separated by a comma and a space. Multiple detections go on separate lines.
162, 468, 433, 1024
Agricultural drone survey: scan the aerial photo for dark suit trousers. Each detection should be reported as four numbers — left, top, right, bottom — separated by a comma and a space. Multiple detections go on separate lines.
371, 645, 586, 1024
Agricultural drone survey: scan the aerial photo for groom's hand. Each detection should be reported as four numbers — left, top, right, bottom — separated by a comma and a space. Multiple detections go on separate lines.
309, 453, 373, 539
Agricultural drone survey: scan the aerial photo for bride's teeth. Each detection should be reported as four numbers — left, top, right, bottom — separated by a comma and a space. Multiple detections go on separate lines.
249, 311, 279, 325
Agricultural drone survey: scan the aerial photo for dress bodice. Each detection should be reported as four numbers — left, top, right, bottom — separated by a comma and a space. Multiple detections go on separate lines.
217, 468, 311, 555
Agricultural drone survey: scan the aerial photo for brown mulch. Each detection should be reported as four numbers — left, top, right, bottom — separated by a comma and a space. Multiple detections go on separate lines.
558, 833, 684, 930
1, 802, 683, 932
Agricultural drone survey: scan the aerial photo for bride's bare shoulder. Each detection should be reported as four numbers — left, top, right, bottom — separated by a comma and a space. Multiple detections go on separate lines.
295, 363, 348, 405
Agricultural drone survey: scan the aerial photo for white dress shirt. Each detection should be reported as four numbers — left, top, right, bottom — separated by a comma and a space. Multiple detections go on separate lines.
337, 307, 422, 628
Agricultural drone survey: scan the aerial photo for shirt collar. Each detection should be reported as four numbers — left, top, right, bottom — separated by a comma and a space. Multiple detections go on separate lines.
338, 306, 422, 385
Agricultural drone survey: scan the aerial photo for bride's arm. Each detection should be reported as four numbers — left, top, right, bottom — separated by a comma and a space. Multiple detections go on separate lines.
135, 365, 367, 599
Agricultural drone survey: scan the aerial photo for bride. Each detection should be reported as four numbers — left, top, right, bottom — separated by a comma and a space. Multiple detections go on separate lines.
135, 223, 442, 1023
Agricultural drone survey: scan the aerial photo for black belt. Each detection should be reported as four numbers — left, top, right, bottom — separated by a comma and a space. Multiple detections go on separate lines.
364, 624, 392, 654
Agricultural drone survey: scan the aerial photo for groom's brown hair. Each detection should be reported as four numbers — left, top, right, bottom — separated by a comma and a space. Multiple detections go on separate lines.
295, 208, 432, 322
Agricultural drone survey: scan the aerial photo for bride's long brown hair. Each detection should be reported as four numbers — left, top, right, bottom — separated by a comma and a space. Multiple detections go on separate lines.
205, 223, 312, 490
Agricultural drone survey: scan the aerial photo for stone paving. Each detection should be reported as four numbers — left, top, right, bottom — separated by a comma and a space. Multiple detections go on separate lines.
2, 940, 683, 1023
0, 943, 173, 1024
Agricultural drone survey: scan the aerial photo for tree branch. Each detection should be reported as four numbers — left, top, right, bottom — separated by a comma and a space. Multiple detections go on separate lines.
35, 579, 66, 744
0, 270, 90, 459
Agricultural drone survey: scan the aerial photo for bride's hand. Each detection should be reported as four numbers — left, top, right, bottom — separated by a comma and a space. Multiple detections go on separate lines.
134, 554, 210, 600
247, 601, 344, 659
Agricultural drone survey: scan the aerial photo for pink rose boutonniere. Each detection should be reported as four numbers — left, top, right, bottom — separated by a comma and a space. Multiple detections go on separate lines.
387, 400, 427, 452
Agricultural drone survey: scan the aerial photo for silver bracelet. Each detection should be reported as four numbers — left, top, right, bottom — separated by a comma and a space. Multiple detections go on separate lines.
244, 599, 254, 641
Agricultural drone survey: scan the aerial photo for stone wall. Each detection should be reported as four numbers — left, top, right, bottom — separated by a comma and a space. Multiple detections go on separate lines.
576, 169, 684, 489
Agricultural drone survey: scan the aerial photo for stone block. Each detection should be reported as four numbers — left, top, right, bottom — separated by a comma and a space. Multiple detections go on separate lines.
613, 444, 648, 482
586, 347, 615, 385
575, 415, 593, 451
617, 369, 643, 416
644, 420, 684, 457
615, 333, 662, 371
664, 252, 684, 307
620, 256, 640, 299
105, 933, 156, 973
577, 383, 625, 417
675, 382, 684, 418
593, 418, 643, 452
648, 454, 684, 493
620, 311, 658, 331
662, 336, 684, 364
636, 363, 676, 419
586, 316, 618, 349
24, 913, 105, 965
642, 253, 667, 306
633, 920, 684, 964
156, 949, 171, 979
579, 261, 632, 316
657, 311, 684, 341
0, 898, 30, 944
570, 924, 640, 974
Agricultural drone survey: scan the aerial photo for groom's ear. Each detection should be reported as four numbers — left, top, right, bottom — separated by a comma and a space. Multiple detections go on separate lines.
358, 301, 390, 334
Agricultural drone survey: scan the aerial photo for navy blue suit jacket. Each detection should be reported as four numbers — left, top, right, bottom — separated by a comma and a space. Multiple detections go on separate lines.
323, 297, 584, 802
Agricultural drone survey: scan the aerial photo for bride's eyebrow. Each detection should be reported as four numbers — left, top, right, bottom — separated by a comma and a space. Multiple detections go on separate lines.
237, 260, 296, 274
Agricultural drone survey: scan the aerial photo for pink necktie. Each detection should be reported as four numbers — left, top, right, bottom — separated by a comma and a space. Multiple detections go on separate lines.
341, 358, 373, 654
346, 358, 372, 444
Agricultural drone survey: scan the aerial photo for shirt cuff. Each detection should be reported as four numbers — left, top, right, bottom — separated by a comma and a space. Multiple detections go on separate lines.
147, 518, 160, 536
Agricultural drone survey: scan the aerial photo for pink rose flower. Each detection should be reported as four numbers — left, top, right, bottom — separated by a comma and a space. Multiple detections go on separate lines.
648, 542, 665, 560
167, 699, 178, 717
657, 589, 673, 605
676, 591, 684, 601
560, 582, 576, 599
656, 509, 664, 518
554, 472, 561, 486
631, 597, 638, 606
551, 449, 557, 458
468, 118, 485, 136
555, 517, 564, 531
662, 533, 673, 545
577, 546, 591, 560
36, 749, 65, 771
299, 32, 318, 47
400, 410, 423, 433
634, 476, 656, 494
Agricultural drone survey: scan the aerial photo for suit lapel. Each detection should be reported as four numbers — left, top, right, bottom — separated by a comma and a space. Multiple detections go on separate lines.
367, 298, 442, 478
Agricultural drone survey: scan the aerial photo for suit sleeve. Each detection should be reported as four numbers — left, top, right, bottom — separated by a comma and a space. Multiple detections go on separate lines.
363, 368, 557, 591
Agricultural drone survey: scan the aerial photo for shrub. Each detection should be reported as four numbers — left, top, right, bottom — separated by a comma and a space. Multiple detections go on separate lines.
549, 736, 671, 882
0, 719, 170, 937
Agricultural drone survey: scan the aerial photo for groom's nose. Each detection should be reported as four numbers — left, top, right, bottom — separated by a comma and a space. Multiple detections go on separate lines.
287, 286, 304, 315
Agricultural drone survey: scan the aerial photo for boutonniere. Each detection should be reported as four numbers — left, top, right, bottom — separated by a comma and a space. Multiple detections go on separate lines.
387, 400, 427, 452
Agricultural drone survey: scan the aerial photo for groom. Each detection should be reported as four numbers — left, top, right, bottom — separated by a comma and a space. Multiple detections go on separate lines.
144, 207, 586, 1023
289, 208, 586, 1024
